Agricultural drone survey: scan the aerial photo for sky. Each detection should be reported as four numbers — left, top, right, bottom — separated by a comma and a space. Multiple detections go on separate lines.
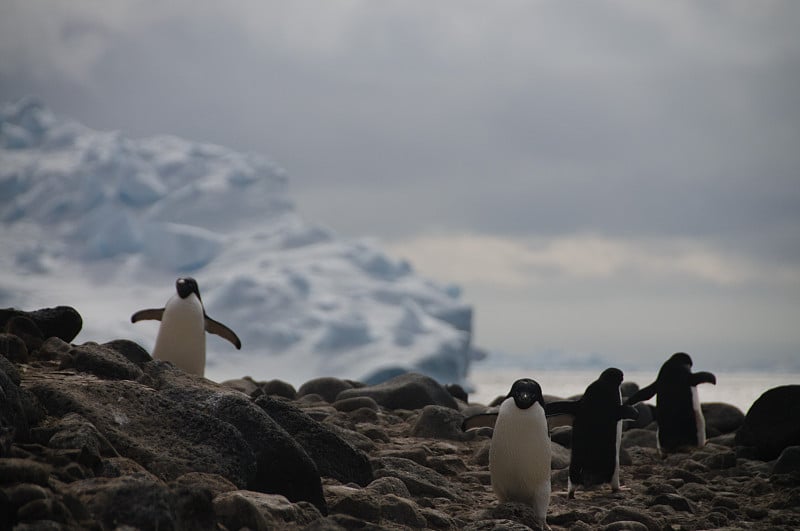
2, 1, 799, 371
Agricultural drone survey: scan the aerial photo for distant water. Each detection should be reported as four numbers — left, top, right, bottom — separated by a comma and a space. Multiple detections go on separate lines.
468, 366, 800, 413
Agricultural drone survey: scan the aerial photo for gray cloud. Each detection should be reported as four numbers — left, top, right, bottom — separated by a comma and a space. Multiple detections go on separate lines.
2, 1, 799, 366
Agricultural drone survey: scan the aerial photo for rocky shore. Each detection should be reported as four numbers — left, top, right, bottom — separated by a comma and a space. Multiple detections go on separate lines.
1, 306, 799, 530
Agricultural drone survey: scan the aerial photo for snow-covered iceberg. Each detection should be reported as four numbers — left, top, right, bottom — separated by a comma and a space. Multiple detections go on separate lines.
0, 97, 484, 386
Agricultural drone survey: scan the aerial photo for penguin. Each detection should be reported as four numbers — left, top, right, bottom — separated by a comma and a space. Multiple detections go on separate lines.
487, 378, 551, 528
131, 277, 241, 377
546, 368, 639, 498
625, 352, 716, 455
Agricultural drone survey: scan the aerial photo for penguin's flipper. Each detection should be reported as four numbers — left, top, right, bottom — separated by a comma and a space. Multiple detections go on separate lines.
617, 404, 640, 421
204, 316, 242, 349
131, 308, 165, 323
545, 400, 579, 429
462, 412, 499, 431
691, 371, 716, 386
625, 382, 657, 405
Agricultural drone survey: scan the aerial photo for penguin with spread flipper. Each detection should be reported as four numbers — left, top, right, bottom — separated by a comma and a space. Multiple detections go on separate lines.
131, 277, 241, 377
626, 352, 716, 455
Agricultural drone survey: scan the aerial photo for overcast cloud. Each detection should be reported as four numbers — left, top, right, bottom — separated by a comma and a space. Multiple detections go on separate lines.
2, 1, 799, 369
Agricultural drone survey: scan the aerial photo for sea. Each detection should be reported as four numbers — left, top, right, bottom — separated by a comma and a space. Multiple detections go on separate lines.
467, 365, 800, 413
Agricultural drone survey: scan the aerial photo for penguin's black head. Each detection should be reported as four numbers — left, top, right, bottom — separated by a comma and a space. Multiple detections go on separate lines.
176, 277, 201, 300
668, 352, 693, 368
599, 367, 624, 386
507, 378, 544, 410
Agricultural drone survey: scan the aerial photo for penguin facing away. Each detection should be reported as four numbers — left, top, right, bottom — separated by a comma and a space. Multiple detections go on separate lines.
626, 352, 716, 455
488, 378, 552, 528
131, 277, 241, 377
546, 368, 639, 498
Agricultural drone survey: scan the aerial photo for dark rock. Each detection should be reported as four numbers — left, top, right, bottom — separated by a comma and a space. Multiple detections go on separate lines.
550, 426, 572, 448
380, 494, 426, 527
621, 428, 658, 449
736, 385, 800, 460
299, 377, 355, 403
0, 458, 50, 486
16, 497, 74, 525
678, 483, 714, 501
13, 306, 83, 343
550, 441, 570, 469
1, 359, 40, 438
37, 337, 72, 362
483, 502, 545, 529
465, 519, 537, 531
221, 376, 260, 395
256, 395, 374, 487
372, 456, 460, 499
0, 333, 28, 363
649, 493, 694, 513
333, 396, 379, 413
3, 316, 44, 353
63, 342, 144, 380
419, 507, 457, 529
699, 448, 736, 469
547, 509, 597, 526
336, 372, 458, 410
620, 381, 639, 399
772, 445, 800, 475
326, 486, 381, 523
170, 472, 238, 498
3, 483, 51, 507
600, 507, 661, 531
411, 405, 471, 441
102, 339, 152, 366
214, 490, 322, 529
445, 383, 468, 402
625, 403, 654, 430
263, 379, 297, 399
702, 402, 745, 434
602, 522, 648, 531
364, 477, 411, 498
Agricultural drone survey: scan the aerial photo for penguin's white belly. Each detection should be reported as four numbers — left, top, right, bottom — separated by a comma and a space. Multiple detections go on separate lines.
490, 400, 551, 521
691, 386, 706, 447
152, 295, 206, 376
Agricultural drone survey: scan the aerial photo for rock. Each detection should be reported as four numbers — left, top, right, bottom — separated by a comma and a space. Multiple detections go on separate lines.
698, 448, 736, 469
678, 483, 715, 501
256, 395, 374, 487
649, 493, 694, 513
333, 396, 379, 413
445, 383, 468, 402
736, 385, 800, 460
483, 502, 545, 529
220, 376, 260, 396
550, 425, 572, 448
625, 403, 654, 430
600, 507, 661, 531
0, 334, 28, 363
336, 372, 458, 410
365, 477, 411, 498
620, 381, 639, 399
621, 429, 658, 449
411, 405, 471, 441
66, 475, 215, 531
1, 359, 40, 437
214, 490, 322, 529
0, 458, 50, 486
773, 445, 800, 476
380, 494, 426, 527
326, 485, 381, 523
4, 306, 83, 343
3, 316, 43, 353
602, 522, 648, 531
102, 339, 152, 365
701, 402, 745, 435
62, 342, 144, 380
298, 377, 355, 403
170, 472, 238, 498
550, 440, 571, 469
37, 337, 72, 362
262, 379, 297, 399
372, 456, 460, 499
465, 519, 536, 531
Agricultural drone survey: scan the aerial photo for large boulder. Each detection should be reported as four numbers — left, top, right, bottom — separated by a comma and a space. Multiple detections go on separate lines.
255, 395, 374, 487
335, 372, 458, 410
701, 402, 744, 436
0, 306, 83, 344
736, 385, 800, 460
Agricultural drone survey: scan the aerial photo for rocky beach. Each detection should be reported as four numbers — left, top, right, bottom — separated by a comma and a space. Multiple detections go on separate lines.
1, 306, 799, 530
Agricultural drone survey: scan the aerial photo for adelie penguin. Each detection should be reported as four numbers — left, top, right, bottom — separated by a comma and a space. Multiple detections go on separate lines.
465, 378, 552, 528
626, 352, 716, 455
131, 277, 241, 377
546, 368, 639, 498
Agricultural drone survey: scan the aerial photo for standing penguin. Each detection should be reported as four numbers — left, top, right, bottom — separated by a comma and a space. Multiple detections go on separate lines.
489, 378, 552, 528
626, 352, 716, 454
131, 277, 241, 377
547, 368, 639, 498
